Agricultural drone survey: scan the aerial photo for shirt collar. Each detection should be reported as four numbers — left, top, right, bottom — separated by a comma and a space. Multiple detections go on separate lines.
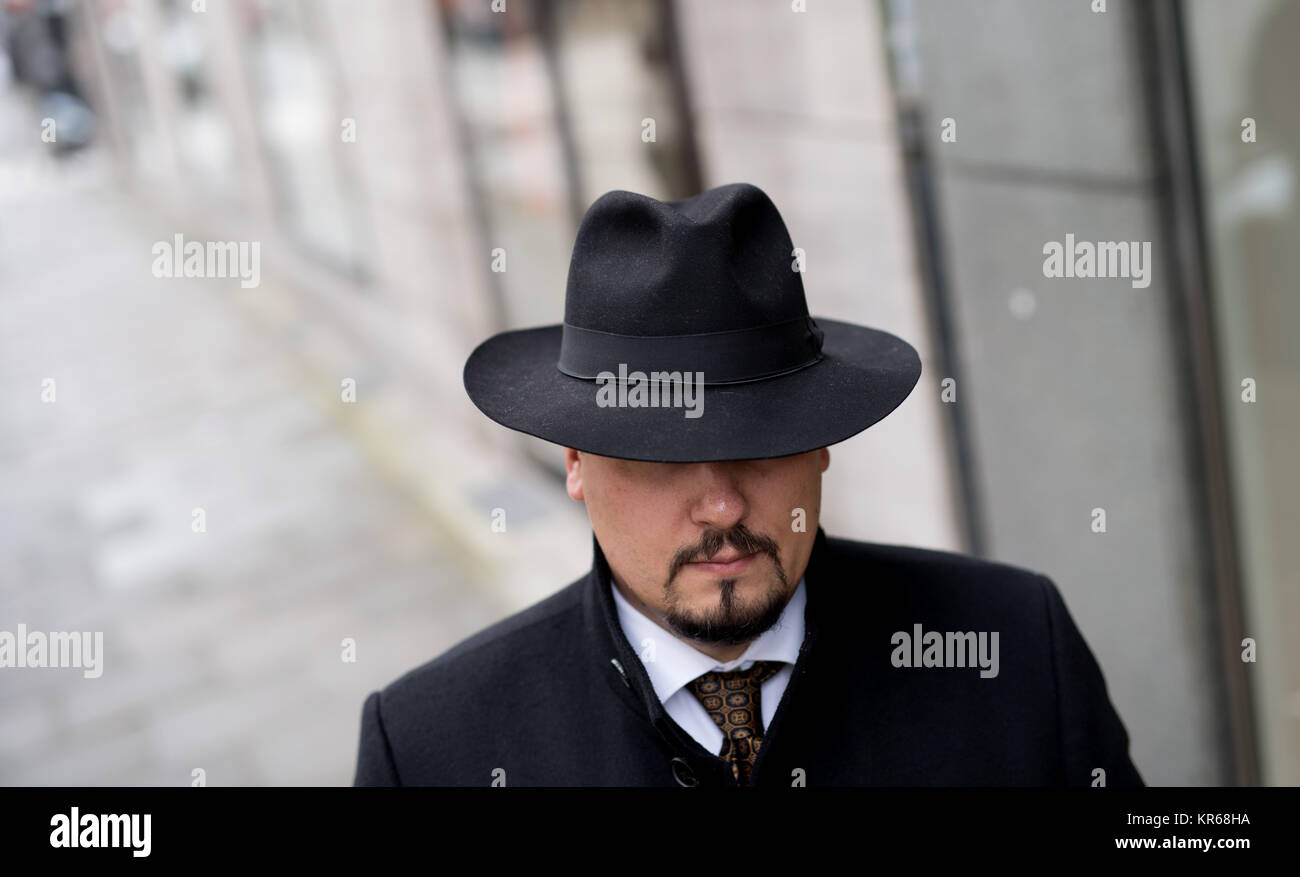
611, 572, 807, 707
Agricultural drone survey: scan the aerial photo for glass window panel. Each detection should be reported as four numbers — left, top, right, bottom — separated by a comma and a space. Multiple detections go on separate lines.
1184, 0, 1300, 785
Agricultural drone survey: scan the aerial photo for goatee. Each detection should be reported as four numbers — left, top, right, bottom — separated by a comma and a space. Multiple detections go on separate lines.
662, 523, 791, 645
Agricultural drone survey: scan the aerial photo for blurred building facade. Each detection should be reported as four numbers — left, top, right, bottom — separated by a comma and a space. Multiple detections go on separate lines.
6, 0, 1295, 785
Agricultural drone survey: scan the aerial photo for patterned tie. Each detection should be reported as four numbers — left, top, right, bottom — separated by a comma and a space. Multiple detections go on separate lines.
687, 660, 783, 786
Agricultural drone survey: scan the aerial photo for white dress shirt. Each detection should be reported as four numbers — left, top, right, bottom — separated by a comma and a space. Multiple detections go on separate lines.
610, 576, 807, 756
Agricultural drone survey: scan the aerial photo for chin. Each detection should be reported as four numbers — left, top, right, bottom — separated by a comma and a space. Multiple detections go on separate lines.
677, 572, 759, 605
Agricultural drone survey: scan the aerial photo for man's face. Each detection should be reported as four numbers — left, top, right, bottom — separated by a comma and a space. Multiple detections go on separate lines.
564, 448, 828, 656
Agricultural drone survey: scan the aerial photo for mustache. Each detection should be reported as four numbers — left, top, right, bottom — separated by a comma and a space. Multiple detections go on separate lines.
666, 523, 784, 584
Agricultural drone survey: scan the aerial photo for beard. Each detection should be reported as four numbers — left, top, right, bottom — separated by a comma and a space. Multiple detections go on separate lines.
661, 523, 792, 646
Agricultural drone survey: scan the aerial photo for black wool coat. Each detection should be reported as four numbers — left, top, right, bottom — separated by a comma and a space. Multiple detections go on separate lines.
353, 527, 1144, 787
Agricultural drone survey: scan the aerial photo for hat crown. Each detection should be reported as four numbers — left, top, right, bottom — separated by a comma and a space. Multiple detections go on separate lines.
563, 183, 809, 335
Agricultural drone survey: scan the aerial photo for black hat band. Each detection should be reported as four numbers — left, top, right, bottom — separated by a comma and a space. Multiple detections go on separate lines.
557, 316, 825, 386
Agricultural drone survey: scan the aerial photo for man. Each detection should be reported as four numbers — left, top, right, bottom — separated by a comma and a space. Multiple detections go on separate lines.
353, 183, 1143, 787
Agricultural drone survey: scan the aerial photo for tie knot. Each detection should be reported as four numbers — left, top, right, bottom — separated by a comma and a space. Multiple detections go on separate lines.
686, 660, 784, 785
691, 660, 783, 698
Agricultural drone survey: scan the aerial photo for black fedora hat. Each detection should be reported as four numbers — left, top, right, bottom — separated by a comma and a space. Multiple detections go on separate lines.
462, 182, 921, 463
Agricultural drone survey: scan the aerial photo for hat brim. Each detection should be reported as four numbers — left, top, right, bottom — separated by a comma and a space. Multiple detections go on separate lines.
462, 317, 921, 463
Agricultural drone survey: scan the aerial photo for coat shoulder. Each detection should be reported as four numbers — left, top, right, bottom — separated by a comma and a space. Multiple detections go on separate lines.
822, 533, 1053, 588
818, 533, 1059, 622
354, 571, 593, 785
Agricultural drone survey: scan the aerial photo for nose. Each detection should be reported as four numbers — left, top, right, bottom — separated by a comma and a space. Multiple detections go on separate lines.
688, 462, 749, 532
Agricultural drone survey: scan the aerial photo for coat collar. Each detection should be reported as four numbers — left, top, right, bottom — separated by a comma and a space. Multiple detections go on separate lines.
581, 526, 830, 769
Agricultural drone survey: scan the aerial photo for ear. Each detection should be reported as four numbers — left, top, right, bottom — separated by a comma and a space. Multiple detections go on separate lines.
818, 447, 830, 473
564, 448, 585, 501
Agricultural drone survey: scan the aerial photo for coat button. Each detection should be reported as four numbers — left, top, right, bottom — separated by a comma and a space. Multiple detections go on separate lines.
671, 757, 698, 787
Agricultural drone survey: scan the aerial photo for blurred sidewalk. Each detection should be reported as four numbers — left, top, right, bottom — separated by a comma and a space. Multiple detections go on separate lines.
0, 100, 507, 784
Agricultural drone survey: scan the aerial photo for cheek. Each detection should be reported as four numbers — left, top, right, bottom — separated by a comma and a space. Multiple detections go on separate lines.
590, 480, 670, 545
759, 467, 821, 548
591, 479, 640, 521
765, 468, 818, 516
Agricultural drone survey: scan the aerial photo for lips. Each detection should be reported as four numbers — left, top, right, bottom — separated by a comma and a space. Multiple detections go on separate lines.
687, 551, 757, 575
